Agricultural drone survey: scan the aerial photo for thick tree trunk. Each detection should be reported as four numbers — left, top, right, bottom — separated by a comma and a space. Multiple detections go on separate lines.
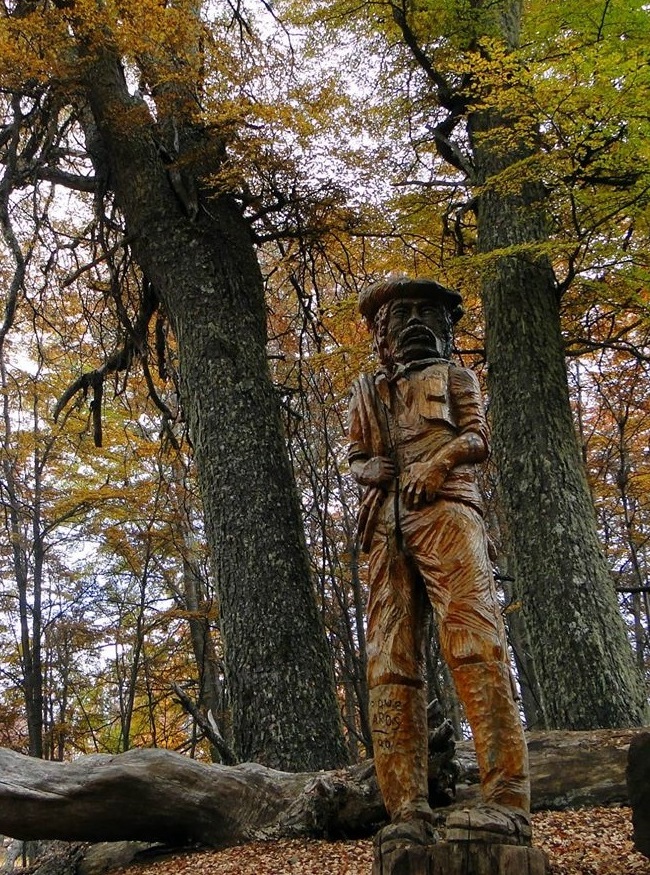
466, 2, 648, 730
78, 46, 347, 770
0, 730, 639, 845
495, 553, 546, 729
470, 120, 648, 729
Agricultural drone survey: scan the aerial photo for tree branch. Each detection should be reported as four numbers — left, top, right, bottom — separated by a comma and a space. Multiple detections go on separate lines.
171, 683, 237, 766
34, 167, 96, 192
390, 0, 459, 106
53, 282, 161, 444
388, 0, 474, 177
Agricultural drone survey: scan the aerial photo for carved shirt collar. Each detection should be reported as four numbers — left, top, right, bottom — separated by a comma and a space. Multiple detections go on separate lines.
381, 357, 450, 383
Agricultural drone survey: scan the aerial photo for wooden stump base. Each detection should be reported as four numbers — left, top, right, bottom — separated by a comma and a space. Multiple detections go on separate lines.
373, 840, 550, 875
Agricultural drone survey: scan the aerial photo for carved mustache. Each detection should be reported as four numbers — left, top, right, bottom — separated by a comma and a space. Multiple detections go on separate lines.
398, 323, 439, 345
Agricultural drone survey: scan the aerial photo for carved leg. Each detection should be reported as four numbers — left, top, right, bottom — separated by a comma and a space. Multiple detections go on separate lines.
370, 682, 439, 862
369, 683, 433, 824
447, 660, 531, 845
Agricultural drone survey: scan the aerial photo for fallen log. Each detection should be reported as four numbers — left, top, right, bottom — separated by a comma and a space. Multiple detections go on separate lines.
0, 729, 641, 846
0, 749, 310, 845
454, 727, 636, 811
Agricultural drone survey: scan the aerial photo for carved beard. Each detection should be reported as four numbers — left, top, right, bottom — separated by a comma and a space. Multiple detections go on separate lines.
372, 302, 452, 371
395, 324, 443, 360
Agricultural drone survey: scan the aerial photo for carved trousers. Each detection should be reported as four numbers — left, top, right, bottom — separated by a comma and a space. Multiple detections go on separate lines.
366, 497, 530, 819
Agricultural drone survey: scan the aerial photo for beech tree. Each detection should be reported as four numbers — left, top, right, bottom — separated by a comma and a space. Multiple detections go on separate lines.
465, 1, 648, 728
0, 0, 348, 769
299, 0, 650, 728
0, 319, 104, 759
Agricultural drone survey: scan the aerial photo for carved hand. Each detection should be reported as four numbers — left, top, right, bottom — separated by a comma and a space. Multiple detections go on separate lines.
402, 457, 451, 509
356, 456, 397, 487
401, 432, 487, 509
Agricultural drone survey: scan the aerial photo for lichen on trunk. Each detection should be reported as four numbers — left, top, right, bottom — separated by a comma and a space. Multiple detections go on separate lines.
469, 95, 648, 729
79, 44, 347, 771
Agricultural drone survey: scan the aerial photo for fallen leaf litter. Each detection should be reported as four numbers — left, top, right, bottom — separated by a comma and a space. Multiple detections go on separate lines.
121, 807, 648, 874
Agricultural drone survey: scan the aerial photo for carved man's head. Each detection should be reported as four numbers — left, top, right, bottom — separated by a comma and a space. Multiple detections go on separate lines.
359, 277, 463, 370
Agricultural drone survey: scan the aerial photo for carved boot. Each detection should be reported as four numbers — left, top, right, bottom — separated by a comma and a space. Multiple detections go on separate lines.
369, 683, 439, 849
445, 802, 532, 846
446, 660, 531, 845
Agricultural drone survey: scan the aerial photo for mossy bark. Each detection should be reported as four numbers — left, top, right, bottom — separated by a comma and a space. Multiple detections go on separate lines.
467, 32, 648, 728
81, 50, 347, 770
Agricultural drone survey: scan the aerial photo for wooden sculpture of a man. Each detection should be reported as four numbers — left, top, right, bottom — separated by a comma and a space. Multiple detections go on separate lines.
349, 277, 531, 848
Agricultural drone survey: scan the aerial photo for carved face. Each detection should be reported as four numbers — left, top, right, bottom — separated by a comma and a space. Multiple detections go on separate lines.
384, 297, 452, 365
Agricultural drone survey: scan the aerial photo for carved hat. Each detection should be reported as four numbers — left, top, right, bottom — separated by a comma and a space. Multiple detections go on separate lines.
358, 276, 464, 327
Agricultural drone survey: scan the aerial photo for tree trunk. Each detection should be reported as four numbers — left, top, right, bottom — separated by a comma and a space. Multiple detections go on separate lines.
77, 42, 347, 770
627, 732, 650, 859
466, 2, 648, 730
0, 356, 44, 759
0, 729, 640, 845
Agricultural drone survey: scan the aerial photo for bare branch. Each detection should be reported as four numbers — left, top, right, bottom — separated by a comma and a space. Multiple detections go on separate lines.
171, 683, 237, 766
34, 167, 96, 192
53, 281, 161, 444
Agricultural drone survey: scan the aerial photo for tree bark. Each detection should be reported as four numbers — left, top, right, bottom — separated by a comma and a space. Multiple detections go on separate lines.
388, 0, 648, 733
70, 32, 347, 770
0, 730, 639, 845
466, 2, 648, 730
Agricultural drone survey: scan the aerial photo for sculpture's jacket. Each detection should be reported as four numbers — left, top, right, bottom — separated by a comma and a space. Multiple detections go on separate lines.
348, 361, 489, 551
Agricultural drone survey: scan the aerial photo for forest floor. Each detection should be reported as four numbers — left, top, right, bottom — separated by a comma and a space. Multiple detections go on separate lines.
120, 807, 648, 875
